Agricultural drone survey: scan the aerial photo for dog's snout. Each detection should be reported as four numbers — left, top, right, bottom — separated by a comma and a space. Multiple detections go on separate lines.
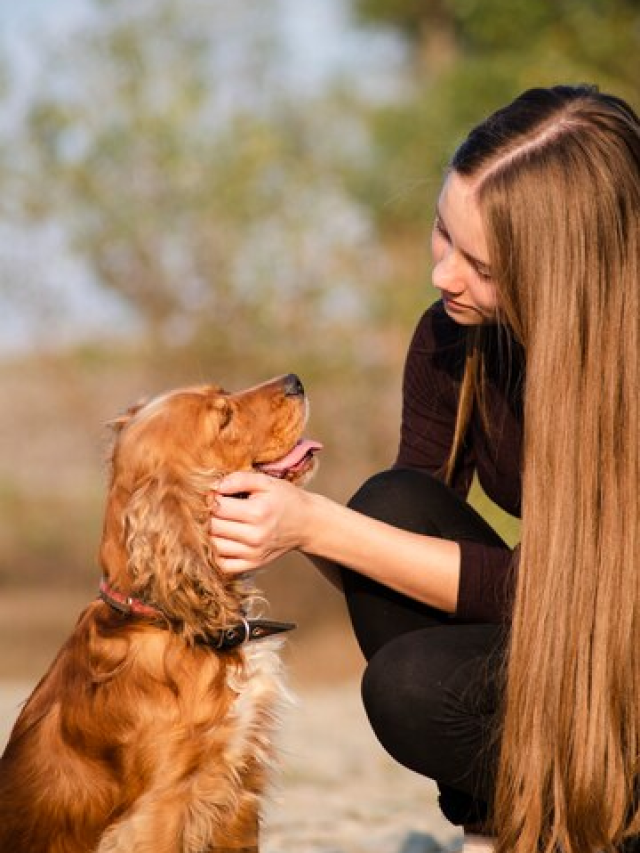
283, 374, 305, 398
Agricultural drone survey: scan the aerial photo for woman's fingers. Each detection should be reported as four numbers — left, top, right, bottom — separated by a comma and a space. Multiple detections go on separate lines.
212, 494, 257, 523
210, 471, 307, 573
214, 550, 259, 574
210, 478, 272, 571
211, 520, 262, 572
215, 470, 271, 497
213, 533, 276, 574
210, 513, 260, 546
211, 472, 273, 525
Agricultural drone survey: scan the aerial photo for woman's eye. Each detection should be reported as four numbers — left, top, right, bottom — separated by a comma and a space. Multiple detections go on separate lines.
475, 266, 494, 282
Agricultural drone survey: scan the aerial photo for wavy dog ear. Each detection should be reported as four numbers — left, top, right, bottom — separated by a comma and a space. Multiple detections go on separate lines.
122, 473, 236, 637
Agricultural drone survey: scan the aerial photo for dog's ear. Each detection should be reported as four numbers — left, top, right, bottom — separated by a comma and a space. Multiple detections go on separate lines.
207, 396, 233, 431
122, 473, 236, 634
106, 398, 149, 435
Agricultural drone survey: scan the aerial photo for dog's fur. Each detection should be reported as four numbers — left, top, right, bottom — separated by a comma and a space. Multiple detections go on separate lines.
0, 375, 318, 853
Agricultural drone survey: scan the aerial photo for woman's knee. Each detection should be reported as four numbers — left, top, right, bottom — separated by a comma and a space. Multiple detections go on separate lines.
348, 467, 506, 547
347, 468, 448, 533
360, 633, 456, 778
360, 627, 501, 792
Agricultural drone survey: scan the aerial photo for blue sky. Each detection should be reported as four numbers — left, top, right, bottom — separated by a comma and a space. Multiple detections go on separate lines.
2, 0, 93, 94
2, 0, 403, 110
2, 0, 89, 32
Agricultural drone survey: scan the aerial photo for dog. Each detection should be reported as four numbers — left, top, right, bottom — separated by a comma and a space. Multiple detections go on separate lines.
0, 373, 321, 853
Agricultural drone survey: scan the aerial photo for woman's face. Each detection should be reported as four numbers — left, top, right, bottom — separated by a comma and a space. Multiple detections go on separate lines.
431, 171, 498, 325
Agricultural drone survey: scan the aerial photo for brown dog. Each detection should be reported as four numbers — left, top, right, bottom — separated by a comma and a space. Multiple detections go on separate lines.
0, 374, 321, 853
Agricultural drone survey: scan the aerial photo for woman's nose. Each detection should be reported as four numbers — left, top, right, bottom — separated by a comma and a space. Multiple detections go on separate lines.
432, 252, 465, 295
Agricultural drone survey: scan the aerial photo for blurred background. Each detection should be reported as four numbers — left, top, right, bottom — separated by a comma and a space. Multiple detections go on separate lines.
0, 4, 638, 850
0, 0, 637, 687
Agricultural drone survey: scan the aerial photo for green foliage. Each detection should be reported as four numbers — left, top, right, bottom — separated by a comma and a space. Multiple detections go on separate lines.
24, 0, 249, 331
349, 0, 639, 231
356, 0, 450, 36
0, 51, 13, 214
18, 0, 386, 361
355, 0, 640, 62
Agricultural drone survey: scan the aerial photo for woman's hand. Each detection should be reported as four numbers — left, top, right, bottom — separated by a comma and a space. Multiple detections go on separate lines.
211, 471, 312, 574
211, 470, 461, 612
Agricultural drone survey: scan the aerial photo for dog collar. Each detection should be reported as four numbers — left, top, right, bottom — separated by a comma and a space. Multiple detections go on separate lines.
98, 578, 296, 650
99, 578, 159, 617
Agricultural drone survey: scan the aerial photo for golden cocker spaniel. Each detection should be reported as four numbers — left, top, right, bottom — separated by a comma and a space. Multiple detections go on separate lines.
0, 374, 321, 853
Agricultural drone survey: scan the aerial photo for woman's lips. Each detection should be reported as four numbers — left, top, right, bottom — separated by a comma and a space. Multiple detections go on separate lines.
442, 296, 469, 310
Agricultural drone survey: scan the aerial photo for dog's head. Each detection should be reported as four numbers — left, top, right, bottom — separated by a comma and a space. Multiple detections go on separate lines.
99, 374, 321, 639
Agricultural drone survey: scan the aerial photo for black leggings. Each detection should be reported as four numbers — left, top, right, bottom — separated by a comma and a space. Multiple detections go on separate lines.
341, 468, 509, 826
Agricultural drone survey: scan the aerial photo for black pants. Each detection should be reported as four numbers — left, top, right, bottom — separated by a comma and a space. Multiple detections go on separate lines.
341, 468, 509, 826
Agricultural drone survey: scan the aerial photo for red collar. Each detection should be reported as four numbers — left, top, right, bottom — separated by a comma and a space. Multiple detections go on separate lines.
97, 577, 296, 650
98, 578, 160, 617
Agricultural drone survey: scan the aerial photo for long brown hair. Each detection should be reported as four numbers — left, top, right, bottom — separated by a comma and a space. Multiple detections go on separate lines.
450, 85, 640, 853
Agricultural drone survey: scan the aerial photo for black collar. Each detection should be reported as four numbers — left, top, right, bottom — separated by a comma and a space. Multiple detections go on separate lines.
98, 578, 296, 651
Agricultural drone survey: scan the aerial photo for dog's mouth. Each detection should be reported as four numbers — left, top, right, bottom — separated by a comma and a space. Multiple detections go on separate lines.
255, 439, 323, 481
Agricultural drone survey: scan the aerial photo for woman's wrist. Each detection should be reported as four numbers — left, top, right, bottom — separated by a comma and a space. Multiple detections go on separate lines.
295, 488, 327, 554
295, 492, 461, 612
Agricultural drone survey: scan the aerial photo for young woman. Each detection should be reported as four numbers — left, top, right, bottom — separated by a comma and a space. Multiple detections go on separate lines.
211, 85, 640, 853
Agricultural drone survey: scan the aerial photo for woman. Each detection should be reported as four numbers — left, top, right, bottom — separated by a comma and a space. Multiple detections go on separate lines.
211, 85, 640, 853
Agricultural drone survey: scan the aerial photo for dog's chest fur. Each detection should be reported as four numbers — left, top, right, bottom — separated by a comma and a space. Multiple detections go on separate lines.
95, 637, 290, 853
225, 639, 290, 769
178, 640, 291, 852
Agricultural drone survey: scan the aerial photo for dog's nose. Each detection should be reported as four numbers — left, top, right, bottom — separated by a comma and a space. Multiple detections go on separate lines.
283, 374, 305, 397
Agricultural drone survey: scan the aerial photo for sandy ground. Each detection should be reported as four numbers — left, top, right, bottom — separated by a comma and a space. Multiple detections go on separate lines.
0, 677, 460, 853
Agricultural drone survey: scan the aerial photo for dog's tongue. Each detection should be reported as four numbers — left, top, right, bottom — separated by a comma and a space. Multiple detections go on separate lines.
258, 439, 323, 475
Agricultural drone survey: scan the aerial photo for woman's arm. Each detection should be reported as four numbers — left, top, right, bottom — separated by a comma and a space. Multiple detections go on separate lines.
211, 472, 461, 614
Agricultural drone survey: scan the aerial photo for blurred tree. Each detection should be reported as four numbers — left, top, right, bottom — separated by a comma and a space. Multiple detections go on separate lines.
350, 0, 640, 233
0, 52, 9, 177
18, 0, 386, 362
355, 0, 640, 87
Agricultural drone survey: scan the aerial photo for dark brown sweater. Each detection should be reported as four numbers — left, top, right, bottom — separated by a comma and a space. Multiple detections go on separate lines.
394, 300, 525, 623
